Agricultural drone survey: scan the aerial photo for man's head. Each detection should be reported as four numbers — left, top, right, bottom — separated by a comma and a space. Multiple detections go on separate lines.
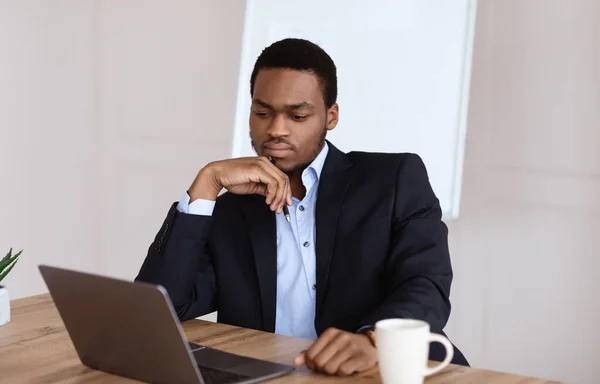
249, 38, 339, 175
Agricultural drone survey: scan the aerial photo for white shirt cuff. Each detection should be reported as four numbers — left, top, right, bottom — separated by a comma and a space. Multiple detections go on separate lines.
176, 192, 216, 216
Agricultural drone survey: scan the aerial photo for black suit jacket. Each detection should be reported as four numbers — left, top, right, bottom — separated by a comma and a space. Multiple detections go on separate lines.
136, 142, 468, 366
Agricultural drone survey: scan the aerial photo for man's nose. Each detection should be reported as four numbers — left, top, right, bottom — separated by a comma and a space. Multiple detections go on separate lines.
267, 114, 290, 138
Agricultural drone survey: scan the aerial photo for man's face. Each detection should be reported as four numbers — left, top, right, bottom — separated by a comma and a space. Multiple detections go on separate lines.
250, 68, 338, 175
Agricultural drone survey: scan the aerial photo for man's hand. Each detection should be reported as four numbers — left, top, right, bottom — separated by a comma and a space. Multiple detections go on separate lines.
293, 328, 377, 376
188, 157, 292, 213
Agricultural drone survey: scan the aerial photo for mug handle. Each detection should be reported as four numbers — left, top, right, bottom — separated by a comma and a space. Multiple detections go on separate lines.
424, 333, 454, 377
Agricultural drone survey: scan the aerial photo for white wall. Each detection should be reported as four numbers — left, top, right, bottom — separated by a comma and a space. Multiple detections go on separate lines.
0, 0, 246, 296
94, 0, 246, 281
1, 1, 599, 383
444, 1, 600, 383
0, 0, 100, 297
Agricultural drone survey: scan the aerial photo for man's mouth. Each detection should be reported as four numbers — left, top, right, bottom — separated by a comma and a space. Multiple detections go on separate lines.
263, 143, 293, 158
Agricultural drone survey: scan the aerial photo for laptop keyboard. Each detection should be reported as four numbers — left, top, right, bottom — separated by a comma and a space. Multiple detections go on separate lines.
198, 365, 251, 384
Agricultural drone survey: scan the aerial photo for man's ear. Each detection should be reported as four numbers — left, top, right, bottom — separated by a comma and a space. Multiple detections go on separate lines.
326, 103, 339, 131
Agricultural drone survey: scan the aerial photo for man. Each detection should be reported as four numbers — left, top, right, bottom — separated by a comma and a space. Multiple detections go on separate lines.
136, 38, 468, 376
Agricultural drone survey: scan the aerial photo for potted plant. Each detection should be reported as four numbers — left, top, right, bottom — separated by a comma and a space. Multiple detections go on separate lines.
0, 248, 22, 326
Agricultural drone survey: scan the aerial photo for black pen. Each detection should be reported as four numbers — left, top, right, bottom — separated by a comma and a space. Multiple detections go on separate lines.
269, 156, 291, 223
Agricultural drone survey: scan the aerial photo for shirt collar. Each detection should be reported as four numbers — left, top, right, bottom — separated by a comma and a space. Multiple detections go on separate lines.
304, 142, 329, 182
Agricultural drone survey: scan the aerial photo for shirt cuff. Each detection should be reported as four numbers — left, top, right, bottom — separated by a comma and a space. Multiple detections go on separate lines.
176, 192, 216, 216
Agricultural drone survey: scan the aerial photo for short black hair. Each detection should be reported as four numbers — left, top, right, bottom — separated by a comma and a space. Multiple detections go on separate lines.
250, 38, 337, 108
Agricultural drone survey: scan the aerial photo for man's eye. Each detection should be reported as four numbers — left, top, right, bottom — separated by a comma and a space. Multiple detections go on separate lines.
293, 115, 307, 121
253, 111, 269, 118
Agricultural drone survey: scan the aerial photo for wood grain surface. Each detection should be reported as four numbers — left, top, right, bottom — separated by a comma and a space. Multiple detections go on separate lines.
0, 294, 562, 383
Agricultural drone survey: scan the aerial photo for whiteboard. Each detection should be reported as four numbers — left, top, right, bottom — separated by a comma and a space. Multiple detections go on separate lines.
231, 0, 477, 220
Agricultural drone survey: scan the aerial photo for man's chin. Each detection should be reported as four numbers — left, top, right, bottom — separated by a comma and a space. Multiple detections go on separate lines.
276, 163, 298, 176
268, 158, 302, 176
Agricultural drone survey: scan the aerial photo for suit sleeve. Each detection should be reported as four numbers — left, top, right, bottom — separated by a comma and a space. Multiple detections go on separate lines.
135, 202, 217, 321
358, 154, 452, 333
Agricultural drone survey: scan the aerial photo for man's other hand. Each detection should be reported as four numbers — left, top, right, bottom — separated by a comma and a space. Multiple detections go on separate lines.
293, 328, 377, 376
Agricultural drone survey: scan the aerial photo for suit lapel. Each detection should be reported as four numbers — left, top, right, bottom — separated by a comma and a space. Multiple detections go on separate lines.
315, 142, 354, 320
241, 195, 277, 332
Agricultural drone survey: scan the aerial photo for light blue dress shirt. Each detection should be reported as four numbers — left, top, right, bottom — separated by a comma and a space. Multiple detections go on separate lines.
176, 143, 329, 341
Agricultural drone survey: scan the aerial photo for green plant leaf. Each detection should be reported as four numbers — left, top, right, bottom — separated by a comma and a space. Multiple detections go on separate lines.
0, 249, 22, 274
1, 248, 12, 264
0, 258, 19, 283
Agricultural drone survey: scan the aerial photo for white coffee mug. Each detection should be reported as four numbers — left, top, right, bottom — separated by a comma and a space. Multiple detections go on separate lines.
376, 319, 453, 384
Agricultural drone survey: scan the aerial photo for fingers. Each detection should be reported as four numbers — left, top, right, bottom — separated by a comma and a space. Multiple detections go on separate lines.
296, 328, 377, 377
270, 158, 292, 213
252, 183, 269, 198
303, 328, 339, 362
293, 351, 305, 367
338, 356, 367, 376
221, 156, 290, 211
247, 163, 279, 206
257, 157, 291, 213
302, 328, 341, 372
313, 332, 349, 367
320, 336, 356, 375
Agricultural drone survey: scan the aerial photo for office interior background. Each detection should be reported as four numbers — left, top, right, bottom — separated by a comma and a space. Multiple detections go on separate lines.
1, 1, 598, 383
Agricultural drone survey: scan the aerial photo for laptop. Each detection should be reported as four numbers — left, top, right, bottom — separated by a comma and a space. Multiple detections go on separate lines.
38, 265, 294, 384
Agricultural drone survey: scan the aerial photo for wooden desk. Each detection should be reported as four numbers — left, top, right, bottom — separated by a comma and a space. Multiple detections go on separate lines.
1, 294, 560, 383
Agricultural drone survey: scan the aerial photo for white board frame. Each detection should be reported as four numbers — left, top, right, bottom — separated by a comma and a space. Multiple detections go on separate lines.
231, 0, 478, 220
